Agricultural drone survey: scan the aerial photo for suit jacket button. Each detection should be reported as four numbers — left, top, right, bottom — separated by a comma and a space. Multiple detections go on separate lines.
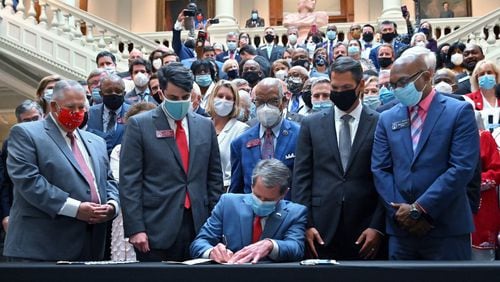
86, 190, 90, 194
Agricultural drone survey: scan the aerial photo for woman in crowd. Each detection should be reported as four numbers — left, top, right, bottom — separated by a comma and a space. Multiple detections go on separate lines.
418, 21, 438, 52
466, 60, 500, 113
222, 59, 239, 80
362, 76, 381, 110
109, 101, 157, 261
348, 39, 376, 72
309, 48, 329, 78
191, 59, 217, 108
410, 32, 428, 48
435, 43, 450, 70
445, 41, 467, 75
205, 80, 249, 189
35, 74, 61, 116
148, 47, 167, 73
270, 59, 291, 81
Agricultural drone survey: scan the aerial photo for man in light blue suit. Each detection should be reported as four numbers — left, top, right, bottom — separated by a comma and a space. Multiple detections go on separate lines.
371, 46, 479, 260
191, 159, 307, 263
229, 78, 299, 199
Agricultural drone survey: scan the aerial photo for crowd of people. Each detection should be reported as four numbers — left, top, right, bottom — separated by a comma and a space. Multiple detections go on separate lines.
1, 7, 500, 264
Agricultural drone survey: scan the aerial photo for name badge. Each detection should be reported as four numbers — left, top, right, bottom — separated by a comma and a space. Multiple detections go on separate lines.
392, 119, 410, 131
246, 139, 261, 148
156, 130, 174, 138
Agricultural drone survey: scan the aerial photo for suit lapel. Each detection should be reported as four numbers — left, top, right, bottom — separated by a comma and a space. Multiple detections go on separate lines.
324, 109, 343, 173
262, 201, 287, 239
412, 94, 445, 162
96, 105, 104, 131
152, 108, 185, 172
187, 112, 200, 174
246, 126, 262, 164
392, 104, 413, 158
217, 119, 235, 146
274, 120, 292, 161
239, 195, 254, 246
346, 108, 375, 172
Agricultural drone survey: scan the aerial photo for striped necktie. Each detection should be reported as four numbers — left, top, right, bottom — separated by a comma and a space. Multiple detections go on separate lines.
410, 106, 423, 151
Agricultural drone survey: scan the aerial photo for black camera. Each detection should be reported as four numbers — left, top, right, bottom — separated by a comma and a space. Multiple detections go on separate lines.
183, 9, 195, 17
209, 18, 219, 24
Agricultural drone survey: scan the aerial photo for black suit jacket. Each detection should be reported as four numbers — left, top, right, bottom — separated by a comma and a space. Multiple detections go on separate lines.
258, 44, 284, 65
292, 107, 384, 252
0, 140, 12, 223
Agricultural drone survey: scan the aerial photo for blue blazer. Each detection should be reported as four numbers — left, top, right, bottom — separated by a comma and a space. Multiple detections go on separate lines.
229, 119, 300, 197
86, 103, 130, 154
172, 28, 195, 61
215, 51, 241, 63
190, 193, 307, 262
371, 93, 479, 237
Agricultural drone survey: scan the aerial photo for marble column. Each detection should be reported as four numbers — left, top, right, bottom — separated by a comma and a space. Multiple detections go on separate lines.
215, 0, 235, 24
380, 0, 403, 19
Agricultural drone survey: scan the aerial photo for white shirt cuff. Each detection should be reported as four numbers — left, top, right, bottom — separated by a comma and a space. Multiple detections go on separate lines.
107, 199, 120, 217
58, 197, 81, 218
202, 248, 213, 259
174, 21, 183, 31
267, 239, 279, 260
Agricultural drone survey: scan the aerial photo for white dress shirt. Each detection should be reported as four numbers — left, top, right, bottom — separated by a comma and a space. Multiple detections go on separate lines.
334, 101, 363, 145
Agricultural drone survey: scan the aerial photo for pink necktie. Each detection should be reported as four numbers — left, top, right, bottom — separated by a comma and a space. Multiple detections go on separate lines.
261, 129, 274, 159
67, 132, 100, 203
175, 120, 191, 209
410, 106, 423, 151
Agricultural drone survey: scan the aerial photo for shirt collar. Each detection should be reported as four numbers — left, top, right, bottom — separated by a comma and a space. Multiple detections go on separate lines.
49, 112, 78, 138
104, 105, 122, 114
334, 100, 363, 121
259, 117, 284, 139
417, 88, 436, 112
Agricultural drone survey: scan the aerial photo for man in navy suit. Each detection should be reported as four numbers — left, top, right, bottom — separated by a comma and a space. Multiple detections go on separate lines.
258, 27, 284, 65
371, 46, 479, 260
229, 78, 299, 199
369, 21, 407, 71
173, 10, 196, 61
86, 75, 130, 155
215, 32, 241, 63
191, 159, 306, 263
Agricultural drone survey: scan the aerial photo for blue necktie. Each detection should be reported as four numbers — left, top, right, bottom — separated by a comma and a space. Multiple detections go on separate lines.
291, 95, 300, 113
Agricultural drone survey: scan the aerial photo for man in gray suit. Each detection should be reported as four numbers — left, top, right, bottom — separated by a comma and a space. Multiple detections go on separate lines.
292, 57, 385, 260
4, 80, 119, 261
120, 63, 223, 261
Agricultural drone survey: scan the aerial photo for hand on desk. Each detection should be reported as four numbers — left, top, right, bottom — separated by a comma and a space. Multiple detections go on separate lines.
226, 239, 273, 264
209, 243, 234, 263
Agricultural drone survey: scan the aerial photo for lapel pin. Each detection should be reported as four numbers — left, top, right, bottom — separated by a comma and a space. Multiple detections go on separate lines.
282, 130, 289, 136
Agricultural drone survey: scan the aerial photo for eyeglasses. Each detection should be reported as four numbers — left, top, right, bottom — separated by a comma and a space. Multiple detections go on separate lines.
389, 71, 424, 90
254, 98, 281, 108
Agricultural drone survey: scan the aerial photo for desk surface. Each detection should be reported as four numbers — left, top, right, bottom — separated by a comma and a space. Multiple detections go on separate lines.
1, 261, 500, 282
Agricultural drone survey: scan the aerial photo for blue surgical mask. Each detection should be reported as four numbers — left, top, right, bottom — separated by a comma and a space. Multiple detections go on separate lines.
195, 74, 212, 87
227, 41, 237, 51
348, 46, 360, 55
91, 87, 103, 105
393, 81, 423, 107
250, 193, 277, 217
379, 86, 395, 104
479, 74, 497, 90
162, 98, 190, 120
326, 30, 337, 41
363, 95, 381, 110
43, 89, 53, 102
312, 101, 333, 112
252, 13, 258, 20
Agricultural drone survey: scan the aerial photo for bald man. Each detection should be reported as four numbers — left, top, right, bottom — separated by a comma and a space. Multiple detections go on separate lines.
372, 46, 479, 260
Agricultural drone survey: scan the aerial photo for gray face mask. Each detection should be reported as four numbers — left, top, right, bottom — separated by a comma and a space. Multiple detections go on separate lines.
256, 104, 282, 128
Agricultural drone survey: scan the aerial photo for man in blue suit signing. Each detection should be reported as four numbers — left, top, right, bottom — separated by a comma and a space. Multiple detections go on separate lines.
191, 159, 307, 263
371, 46, 479, 260
229, 78, 299, 199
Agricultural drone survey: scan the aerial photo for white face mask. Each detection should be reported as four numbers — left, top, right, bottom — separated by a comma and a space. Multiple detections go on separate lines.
288, 34, 297, 45
257, 104, 282, 128
450, 53, 463, 66
434, 81, 453, 94
134, 72, 149, 87
43, 89, 54, 102
213, 98, 234, 117
275, 70, 288, 81
152, 58, 162, 70
415, 41, 426, 47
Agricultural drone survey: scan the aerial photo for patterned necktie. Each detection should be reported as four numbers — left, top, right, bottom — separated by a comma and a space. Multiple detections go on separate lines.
175, 120, 191, 209
410, 106, 423, 151
261, 128, 274, 159
339, 114, 352, 171
291, 95, 300, 113
66, 132, 100, 203
252, 216, 262, 243
107, 111, 116, 133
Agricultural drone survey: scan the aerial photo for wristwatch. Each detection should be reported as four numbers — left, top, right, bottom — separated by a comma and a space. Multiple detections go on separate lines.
409, 204, 421, 220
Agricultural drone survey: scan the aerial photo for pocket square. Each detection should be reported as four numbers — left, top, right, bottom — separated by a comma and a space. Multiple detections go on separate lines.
285, 153, 295, 160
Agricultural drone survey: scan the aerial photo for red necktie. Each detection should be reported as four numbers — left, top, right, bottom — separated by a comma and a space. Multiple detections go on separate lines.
252, 216, 262, 243
67, 132, 100, 203
175, 120, 191, 209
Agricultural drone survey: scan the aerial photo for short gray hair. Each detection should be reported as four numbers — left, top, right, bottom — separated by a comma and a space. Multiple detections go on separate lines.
256, 77, 284, 100
311, 77, 330, 89
15, 100, 43, 122
251, 159, 290, 194
52, 80, 86, 101
399, 46, 436, 72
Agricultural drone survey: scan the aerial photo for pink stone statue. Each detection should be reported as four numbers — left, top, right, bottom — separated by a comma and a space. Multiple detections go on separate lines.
283, 0, 328, 44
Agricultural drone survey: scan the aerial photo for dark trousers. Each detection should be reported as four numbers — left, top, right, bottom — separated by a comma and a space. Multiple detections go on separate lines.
388, 234, 471, 260
136, 208, 195, 262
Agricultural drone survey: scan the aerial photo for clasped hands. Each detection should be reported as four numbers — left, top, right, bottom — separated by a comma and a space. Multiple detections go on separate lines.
391, 203, 433, 237
76, 202, 115, 224
210, 239, 273, 264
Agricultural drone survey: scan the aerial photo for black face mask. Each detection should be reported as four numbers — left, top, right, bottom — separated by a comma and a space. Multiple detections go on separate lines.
185, 39, 195, 49
292, 59, 310, 70
378, 57, 393, 68
381, 32, 395, 43
242, 71, 261, 85
420, 27, 430, 35
330, 87, 359, 112
287, 79, 304, 95
264, 34, 275, 43
152, 92, 162, 104
315, 56, 326, 67
312, 36, 322, 44
301, 90, 312, 109
103, 94, 124, 111
227, 69, 239, 80
362, 32, 374, 42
